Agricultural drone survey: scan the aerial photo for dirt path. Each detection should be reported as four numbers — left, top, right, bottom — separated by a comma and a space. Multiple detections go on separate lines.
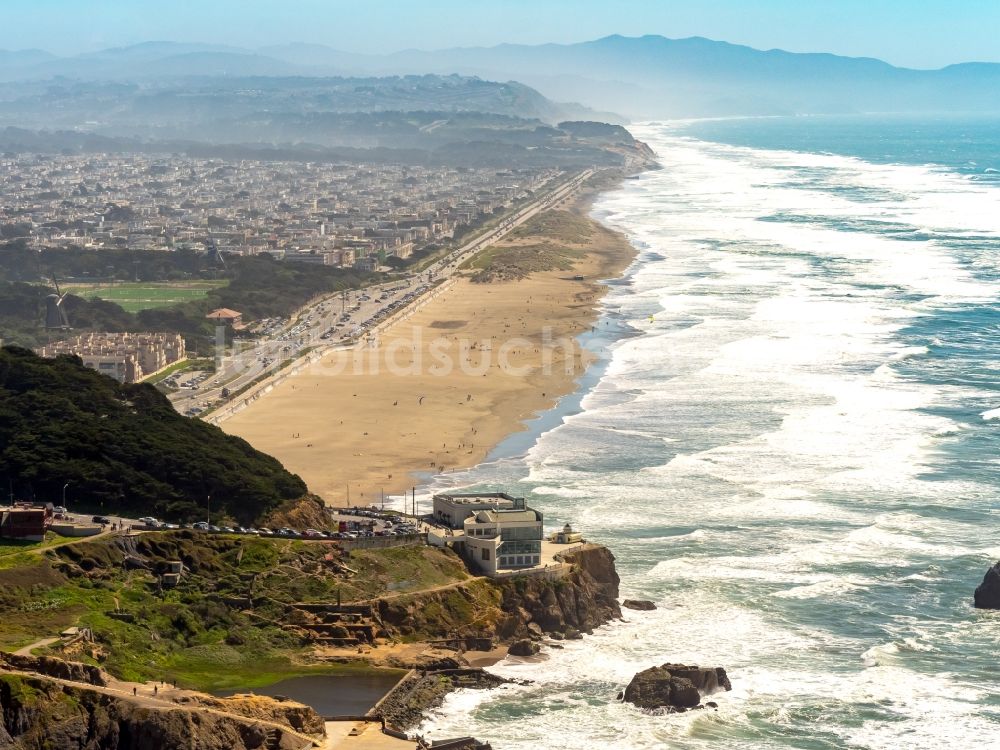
13, 637, 59, 656
0, 667, 319, 749
351, 577, 473, 606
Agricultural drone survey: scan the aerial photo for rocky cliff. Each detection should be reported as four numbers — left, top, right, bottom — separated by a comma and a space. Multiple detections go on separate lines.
0, 673, 320, 750
495, 544, 621, 639
376, 544, 621, 644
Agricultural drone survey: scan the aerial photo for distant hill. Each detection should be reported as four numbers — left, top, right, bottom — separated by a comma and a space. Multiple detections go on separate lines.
260, 35, 1000, 119
6, 37, 998, 119
0, 345, 308, 523
0, 42, 606, 123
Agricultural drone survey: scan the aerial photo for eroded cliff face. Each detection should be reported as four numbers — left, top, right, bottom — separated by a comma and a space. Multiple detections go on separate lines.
496, 544, 622, 639
376, 544, 622, 644
0, 674, 316, 750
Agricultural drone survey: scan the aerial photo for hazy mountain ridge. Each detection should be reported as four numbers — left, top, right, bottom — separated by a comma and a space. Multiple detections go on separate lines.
4, 35, 998, 118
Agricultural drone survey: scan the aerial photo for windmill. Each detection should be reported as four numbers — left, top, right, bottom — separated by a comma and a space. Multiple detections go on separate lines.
205, 239, 227, 270
44, 274, 70, 331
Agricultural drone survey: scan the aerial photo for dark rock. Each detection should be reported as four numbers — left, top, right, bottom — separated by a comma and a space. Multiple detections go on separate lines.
669, 677, 701, 708
705, 701, 718, 709
622, 599, 657, 611
622, 663, 731, 712
974, 562, 1000, 609
508, 639, 539, 657
526, 622, 544, 638
0, 672, 313, 749
0, 653, 107, 687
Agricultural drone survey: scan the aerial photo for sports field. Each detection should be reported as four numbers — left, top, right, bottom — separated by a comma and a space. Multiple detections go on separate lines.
66, 280, 228, 313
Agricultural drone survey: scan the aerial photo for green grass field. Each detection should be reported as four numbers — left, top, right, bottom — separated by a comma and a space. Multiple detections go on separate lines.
66, 281, 228, 313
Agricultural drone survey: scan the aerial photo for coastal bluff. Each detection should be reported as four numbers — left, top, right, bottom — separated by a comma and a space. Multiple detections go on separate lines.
0, 669, 323, 750
376, 544, 622, 645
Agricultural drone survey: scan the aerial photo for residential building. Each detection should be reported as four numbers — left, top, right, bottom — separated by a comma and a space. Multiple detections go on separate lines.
36, 332, 186, 383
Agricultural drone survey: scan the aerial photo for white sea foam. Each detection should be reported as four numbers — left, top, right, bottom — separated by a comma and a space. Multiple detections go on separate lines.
424, 124, 1000, 749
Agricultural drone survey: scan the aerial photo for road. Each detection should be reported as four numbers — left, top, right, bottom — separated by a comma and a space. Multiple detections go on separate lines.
169, 168, 594, 418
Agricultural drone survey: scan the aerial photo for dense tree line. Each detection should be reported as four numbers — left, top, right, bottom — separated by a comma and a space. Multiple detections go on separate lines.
0, 346, 307, 523
0, 241, 370, 351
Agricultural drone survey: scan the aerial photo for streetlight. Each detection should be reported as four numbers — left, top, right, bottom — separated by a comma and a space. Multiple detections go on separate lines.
62, 482, 70, 511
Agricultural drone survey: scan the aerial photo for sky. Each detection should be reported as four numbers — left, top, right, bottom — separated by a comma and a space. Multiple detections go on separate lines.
4, 0, 999, 69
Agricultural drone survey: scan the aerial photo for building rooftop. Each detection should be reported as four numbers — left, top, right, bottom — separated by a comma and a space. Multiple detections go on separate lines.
469, 508, 541, 524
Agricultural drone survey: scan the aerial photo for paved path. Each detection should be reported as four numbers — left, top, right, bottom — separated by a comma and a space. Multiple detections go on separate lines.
322, 721, 414, 749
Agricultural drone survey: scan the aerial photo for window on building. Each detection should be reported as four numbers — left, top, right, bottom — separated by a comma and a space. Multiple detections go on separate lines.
481, 548, 490, 561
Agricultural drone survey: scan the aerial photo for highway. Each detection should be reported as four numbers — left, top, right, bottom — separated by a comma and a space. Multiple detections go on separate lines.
168, 167, 594, 418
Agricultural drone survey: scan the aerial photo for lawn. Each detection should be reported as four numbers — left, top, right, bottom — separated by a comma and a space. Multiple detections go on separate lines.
65, 280, 228, 313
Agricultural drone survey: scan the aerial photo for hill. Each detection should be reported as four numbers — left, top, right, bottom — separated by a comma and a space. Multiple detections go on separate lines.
261, 35, 1000, 119
0, 345, 307, 522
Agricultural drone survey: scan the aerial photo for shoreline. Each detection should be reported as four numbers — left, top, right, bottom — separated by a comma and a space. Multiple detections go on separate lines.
223, 178, 639, 506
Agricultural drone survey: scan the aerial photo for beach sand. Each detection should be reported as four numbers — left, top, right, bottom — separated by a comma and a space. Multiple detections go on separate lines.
223, 196, 634, 506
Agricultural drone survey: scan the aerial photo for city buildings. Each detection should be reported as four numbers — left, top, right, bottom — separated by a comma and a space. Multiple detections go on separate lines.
1, 154, 558, 271
35, 332, 186, 383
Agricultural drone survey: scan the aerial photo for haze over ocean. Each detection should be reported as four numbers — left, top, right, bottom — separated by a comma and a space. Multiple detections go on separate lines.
412, 115, 1000, 748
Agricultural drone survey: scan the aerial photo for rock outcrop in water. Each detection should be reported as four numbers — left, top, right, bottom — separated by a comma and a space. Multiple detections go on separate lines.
974, 562, 1000, 609
622, 664, 732, 712
622, 599, 657, 611
507, 639, 539, 657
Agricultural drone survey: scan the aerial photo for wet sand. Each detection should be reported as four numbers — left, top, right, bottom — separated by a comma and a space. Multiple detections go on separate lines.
224, 199, 635, 506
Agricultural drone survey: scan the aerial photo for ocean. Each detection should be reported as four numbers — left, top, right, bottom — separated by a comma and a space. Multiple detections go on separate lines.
416, 115, 1000, 749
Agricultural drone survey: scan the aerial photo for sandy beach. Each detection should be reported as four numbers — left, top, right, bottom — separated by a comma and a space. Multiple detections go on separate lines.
223, 194, 635, 506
